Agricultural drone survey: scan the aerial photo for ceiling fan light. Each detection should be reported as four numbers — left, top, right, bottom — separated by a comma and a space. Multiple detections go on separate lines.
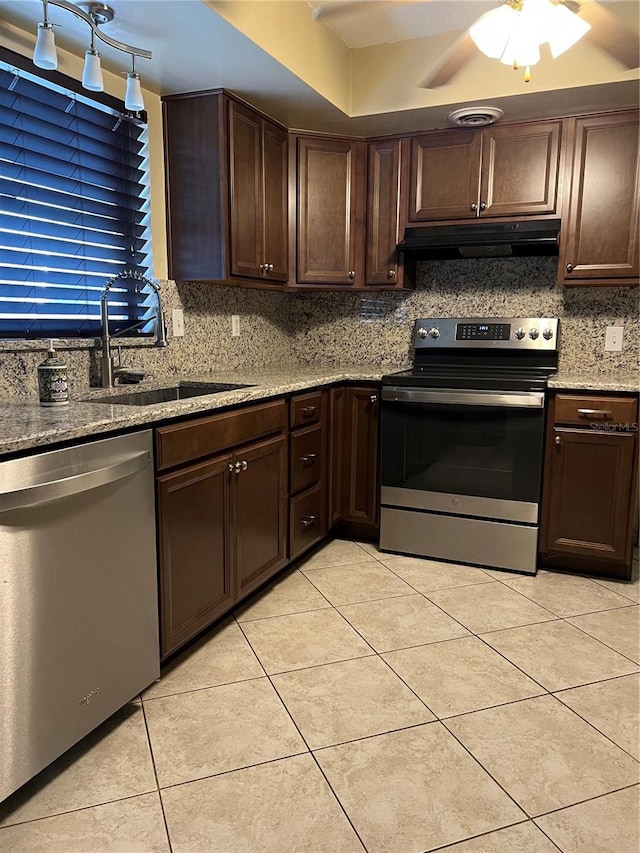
546, 2, 591, 58
34, 22, 58, 70
499, 31, 541, 68
469, 4, 518, 60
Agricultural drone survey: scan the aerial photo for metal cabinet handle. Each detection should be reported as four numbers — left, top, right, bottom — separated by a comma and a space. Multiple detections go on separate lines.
301, 406, 317, 417
387, 269, 396, 278
480, 201, 487, 211
578, 408, 612, 419
566, 263, 574, 273
470, 203, 478, 211
300, 453, 317, 467
348, 270, 355, 279
259, 263, 265, 272
228, 462, 235, 472
240, 460, 248, 471
370, 395, 378, 404
555, 435, 561, 445
301, 515, 316, 528
267, 263, 274, 272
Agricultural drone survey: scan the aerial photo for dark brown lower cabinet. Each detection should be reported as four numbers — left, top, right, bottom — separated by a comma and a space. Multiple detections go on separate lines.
157, 433, 287, 659
341, 385, 380, 529
328, 385, 345, 527
157, 455, 233, 658
540, 393, 638, 579
234, 435, 288, 599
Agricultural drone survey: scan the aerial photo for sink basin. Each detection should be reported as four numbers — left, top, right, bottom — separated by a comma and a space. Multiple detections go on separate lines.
85, 383, 254, 406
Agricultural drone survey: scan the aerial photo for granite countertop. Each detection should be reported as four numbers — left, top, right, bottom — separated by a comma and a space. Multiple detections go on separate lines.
2, 363, 637, 458
0, 364, 409, 458
548, 371, 639, 393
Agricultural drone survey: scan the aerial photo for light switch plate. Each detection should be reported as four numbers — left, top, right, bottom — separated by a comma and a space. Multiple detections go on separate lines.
604, 326, 624, 352
231, 315, 240, 337
172, 308, 184, 338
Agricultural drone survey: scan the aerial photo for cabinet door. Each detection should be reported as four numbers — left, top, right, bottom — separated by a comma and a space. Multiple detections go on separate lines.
560, 112, 640, 284
234, 434, 288, 599
157, 455, 233, 658
543, 428, 636, 565
408, 131, 481, 221
366, 139, 403, 285
480, 121, 561, 217
297, 136, 366, 285
328, 385, 346, 527
229, 101, 264, 280
262, 120, 289, 281
342, 386, 380, 527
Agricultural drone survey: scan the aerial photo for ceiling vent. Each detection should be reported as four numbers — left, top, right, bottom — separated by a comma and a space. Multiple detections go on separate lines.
447, 107, 505, 128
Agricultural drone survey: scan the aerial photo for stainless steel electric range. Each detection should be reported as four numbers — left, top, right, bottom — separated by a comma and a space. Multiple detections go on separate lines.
380, 317, 560, 574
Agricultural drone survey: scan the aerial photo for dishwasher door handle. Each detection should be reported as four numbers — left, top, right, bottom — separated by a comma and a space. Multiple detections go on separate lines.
0, 451, 151, 512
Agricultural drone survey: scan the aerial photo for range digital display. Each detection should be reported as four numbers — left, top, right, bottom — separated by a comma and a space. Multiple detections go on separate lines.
456, 323, 511, 341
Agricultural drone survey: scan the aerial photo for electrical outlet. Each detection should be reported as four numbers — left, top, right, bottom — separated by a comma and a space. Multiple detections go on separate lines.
171, 308, 184, 338
231, 315, 240, 337
604, 326, 624, 352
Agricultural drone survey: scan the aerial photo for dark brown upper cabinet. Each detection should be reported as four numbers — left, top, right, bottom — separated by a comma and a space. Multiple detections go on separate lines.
229, 101, 288, 282
163, 91, 287, 284
365, 139, 406, 287
407, 120, 562, 223
559, 111, 639, 286
294, 135, 366, 286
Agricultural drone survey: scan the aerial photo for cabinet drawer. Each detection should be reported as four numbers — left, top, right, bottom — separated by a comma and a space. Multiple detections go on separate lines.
554, 395, 637, 427
290, 485, 326, 559
290, 391, 323, 428
155, 400, 287, 471
290, 424, 323, 495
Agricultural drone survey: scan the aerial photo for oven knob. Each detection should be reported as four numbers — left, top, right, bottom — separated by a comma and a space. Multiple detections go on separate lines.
428, 327, 440, 339
529, 328, 539, 340
515, 328, 525, 340
417, 327, 428, 339
543, 328, 554, 340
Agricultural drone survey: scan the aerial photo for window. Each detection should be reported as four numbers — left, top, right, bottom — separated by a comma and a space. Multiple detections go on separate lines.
0, 48, 152, 339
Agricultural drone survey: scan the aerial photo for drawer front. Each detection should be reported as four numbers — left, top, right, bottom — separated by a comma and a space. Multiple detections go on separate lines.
290, 391, 323, 429
155, 400, 287, 471
554, 394, 637, 427
290, 425, 323, 495
290, 484, 326, 560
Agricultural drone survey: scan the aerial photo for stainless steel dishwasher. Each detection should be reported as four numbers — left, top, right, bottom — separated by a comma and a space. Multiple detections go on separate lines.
0, 430, 159, 802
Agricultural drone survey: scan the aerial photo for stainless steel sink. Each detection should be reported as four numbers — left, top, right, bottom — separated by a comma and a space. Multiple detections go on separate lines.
85, 383, 253, 406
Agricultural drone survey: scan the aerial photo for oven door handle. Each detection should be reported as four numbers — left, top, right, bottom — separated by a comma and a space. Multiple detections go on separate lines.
382, 387, 545, 409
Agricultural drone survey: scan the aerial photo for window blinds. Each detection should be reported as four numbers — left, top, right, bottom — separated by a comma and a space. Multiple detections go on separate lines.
0, 59, 152, 339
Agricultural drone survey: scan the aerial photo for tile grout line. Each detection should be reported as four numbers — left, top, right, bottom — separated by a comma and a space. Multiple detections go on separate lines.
561, 609, 640, 667
550, 691, 640, 764
423, 818, 563, 853
140, 699, 174, 853
530, 781, 640, 821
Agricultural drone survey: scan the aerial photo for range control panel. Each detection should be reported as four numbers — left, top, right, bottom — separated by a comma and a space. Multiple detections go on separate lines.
414, 318, 560, 350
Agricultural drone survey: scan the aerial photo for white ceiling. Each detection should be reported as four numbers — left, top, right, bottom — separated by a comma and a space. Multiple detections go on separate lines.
0, 0, 638, 135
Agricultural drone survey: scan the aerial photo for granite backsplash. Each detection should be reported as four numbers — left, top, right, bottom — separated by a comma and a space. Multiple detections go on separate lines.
0, 257, 637, 400
290, 257, 639, 375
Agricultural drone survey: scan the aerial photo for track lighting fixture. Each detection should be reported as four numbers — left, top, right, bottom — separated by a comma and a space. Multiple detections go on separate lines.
33, 0, 151, 109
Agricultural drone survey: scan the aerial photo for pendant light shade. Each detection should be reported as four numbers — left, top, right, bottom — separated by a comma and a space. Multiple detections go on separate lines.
125, 71, 144, 112
82, 48, 103, 91
34, 22, 57, 70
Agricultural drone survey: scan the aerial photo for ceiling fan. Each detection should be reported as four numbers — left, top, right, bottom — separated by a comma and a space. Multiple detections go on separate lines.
312, 0, 640, 87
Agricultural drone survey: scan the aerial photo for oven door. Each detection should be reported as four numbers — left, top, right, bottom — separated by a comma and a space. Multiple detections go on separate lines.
380, 387, 546, 524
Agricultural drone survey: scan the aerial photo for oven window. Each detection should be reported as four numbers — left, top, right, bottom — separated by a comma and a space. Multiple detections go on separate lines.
381, 401, 545, 504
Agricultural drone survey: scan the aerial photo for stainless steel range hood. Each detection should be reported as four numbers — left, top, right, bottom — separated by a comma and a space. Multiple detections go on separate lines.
397, 218, 561, 260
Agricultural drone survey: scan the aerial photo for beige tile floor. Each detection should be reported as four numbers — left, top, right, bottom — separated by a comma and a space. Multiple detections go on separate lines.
1, 540, 639, 853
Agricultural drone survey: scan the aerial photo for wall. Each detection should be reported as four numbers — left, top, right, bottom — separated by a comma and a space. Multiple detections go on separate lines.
288, 257, 640, 376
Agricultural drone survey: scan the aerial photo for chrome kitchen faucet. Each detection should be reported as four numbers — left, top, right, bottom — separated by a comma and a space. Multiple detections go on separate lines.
100, 271, 168, 387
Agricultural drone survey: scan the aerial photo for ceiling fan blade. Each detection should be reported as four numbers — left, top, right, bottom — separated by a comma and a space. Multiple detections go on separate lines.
419, 31, 477, 88
312, 0, 430, 22
576, 0, 640, 69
